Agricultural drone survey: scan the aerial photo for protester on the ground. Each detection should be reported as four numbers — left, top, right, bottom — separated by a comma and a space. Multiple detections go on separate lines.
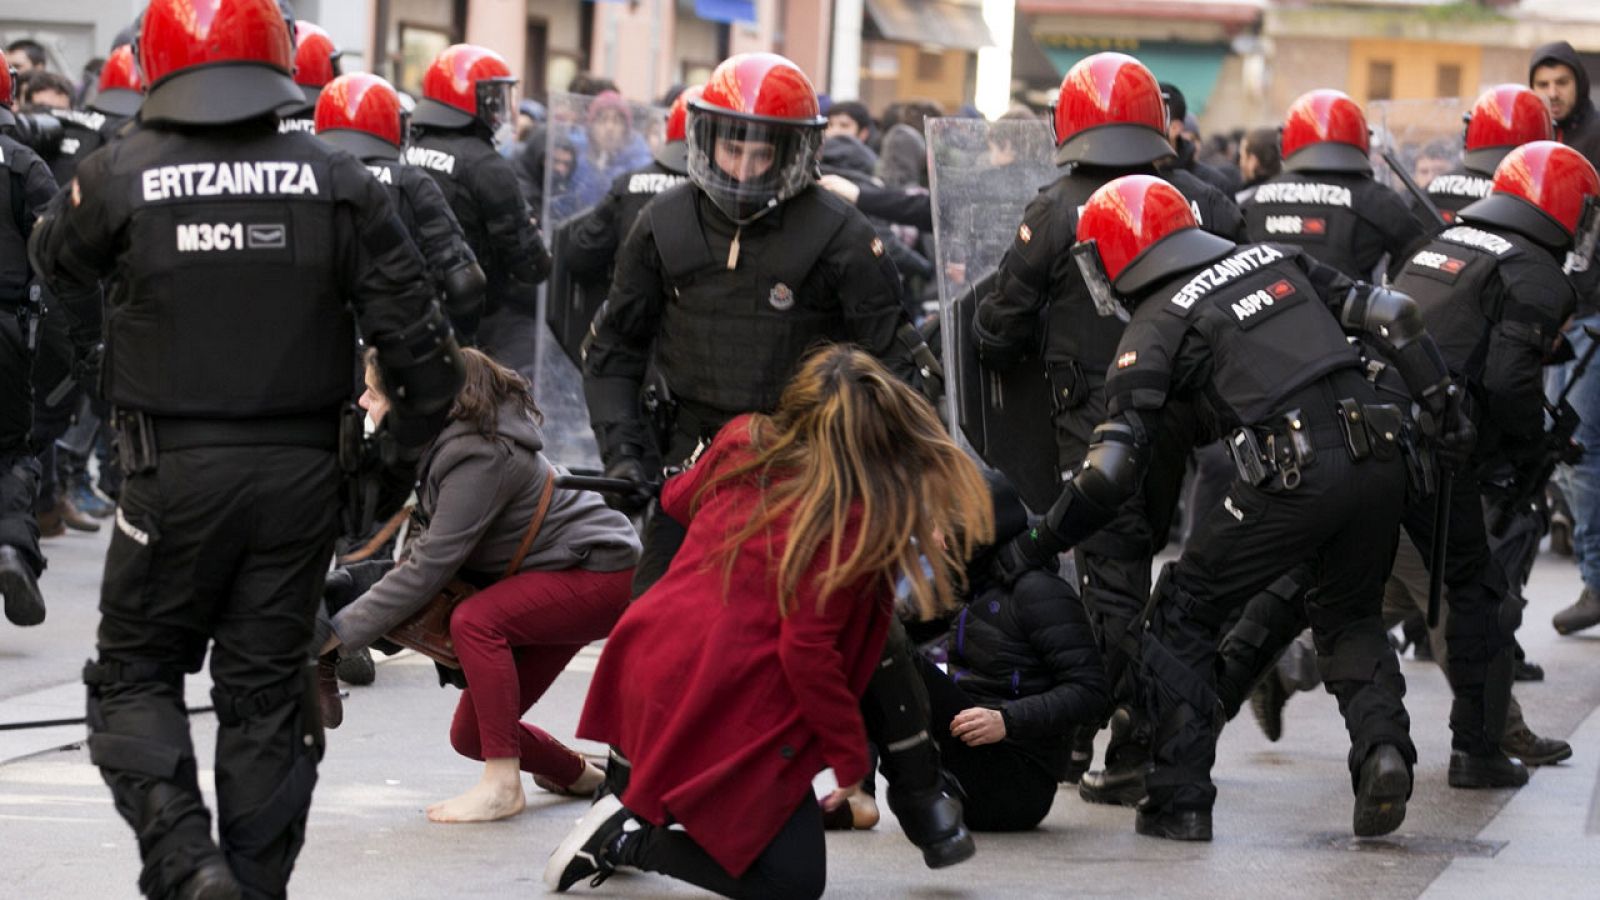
320, 348, 640, 822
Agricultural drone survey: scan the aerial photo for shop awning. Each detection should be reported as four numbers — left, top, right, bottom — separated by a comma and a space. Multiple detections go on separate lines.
1041, 38, 1228, 114
864, 0, 999, 53
693, 0, 757, 24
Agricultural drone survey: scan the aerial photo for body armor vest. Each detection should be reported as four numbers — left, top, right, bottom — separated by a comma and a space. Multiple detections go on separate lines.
1425, 164, 1494, 224
1242, 174, 1369, 279
649, 185, 850, 415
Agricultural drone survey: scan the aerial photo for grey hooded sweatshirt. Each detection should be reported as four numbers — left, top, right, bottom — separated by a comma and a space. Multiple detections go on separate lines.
332, 401, 641, 651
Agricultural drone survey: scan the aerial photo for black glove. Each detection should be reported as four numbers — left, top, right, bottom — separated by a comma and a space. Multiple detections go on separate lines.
323, 568, 357, 614
989, 530, 1052, 588
1435, 404, 1477, 470
602, 454, 655, 515
975, 335, 1025, 373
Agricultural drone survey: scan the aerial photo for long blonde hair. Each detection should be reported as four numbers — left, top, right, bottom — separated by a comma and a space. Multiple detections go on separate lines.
695, 345, 993, 618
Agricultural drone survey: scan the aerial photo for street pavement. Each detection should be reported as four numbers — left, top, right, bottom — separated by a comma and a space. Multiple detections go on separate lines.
5, 524, 1600, 898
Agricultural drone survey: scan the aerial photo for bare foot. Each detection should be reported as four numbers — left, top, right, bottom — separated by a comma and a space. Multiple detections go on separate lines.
426, 778, 527, 823
849, 792, 880, 830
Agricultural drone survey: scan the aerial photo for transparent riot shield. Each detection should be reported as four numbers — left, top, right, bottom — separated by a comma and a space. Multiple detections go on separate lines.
536, 91, 666, 469
927, 116, 1061, 511
1370, 98, 1466, 212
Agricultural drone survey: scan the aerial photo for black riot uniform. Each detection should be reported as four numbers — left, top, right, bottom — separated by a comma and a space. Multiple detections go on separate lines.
27, 6, 462, 896
363, 156, 483, 341
40, 107, 119, 185
1241, 171, 1429, 280
997, 173, 1469, 841
1393, 173, 1582, 776
407, 129, 550, 327
972, 164, 1244, 798
0, 130, 57, 627
565, 161, 687, 278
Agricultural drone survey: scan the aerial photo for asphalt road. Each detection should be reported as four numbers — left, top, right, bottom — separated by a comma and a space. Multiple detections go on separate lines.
4, 524, 1600, 898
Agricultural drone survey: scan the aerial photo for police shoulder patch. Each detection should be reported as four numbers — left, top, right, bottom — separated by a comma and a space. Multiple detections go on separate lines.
1018, 223, 1032, 244
870, 236, 885, 257
1116, 350, 1138, 369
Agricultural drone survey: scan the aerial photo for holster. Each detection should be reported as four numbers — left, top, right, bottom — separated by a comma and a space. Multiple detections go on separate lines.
641, 370, 677, 458
112, 408, 157, 476
1047, 359, 1089, 414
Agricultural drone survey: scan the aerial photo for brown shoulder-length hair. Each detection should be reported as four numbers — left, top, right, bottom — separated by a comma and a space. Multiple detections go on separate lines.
365, 346, 542, 437
693, 345, 993, 619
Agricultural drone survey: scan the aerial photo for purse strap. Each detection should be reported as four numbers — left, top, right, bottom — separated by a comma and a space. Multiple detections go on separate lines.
336, 505, 415, 565
503, 464, 557, 578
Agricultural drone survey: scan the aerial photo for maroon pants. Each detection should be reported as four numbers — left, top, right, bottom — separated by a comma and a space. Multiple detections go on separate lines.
447, 566, 633, 784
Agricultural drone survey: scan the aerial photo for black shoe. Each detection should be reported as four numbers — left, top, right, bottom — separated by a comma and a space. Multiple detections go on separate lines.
1062, 729, 1093, 784
337, 647, 376, 686
888, 777, 977, 869
1514, 659, 1545, 682
1501, 725, 1573, 766
1249, 675, 1288, 743
1352, 745, 1410, 837
316, 654, 344, 730
544, 794, 631, 892
1448, 750, 1530, 788
174, 859, 243, 900
1079, 764, 1146, 806
0, 546, 45, 627
1134, 805, 1212, 842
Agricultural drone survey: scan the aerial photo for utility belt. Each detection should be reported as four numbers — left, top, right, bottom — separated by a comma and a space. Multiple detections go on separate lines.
114, 408, 341, 475
1226, 400, 1406, 490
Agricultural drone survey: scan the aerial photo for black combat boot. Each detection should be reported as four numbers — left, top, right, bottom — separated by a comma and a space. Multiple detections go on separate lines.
1448, 750, 1530, 788
1352, 745, 1410, 837
0, 546, 45, 627
337, 647, 377, 686
1249, 674, 1288, 742
887, 772, 976, 868
174, 859, 243, 900
1134, 803, 1212, 842
1080, 709, 1148, 806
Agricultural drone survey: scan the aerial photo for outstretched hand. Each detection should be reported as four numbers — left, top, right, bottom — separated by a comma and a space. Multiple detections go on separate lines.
951, 707, 1006, 746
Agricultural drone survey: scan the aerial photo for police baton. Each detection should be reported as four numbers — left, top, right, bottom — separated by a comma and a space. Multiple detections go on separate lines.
1426, 384, 1462, 628
1379, 148, 1449, 229
553, 474, 663, 497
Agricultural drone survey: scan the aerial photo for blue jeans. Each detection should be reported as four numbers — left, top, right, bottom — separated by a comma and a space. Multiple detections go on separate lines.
1555, 314, 1600, 589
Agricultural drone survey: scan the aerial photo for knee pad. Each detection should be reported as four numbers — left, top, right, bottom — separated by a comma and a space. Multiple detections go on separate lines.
82, 659, 191, 781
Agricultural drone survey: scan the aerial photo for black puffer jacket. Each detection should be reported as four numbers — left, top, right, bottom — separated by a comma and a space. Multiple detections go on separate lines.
946, 478, 1109, 775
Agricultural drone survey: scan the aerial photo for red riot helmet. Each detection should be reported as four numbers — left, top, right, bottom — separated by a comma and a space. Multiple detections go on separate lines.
1052, 52, 1174, 168
1462, 84, 1554, 176
91, 45, 144, 117
0, 64, 12, 119
292, 21, 342, 107
687, 53, 825, 224
135, 0, 304, 126
1072, 174, 1237, 319
1461, 140, 1600, 259
1280, 89, 1372, 174
656, 84, 703, 174
413, 43, 518, 141
315, 73, 404, 159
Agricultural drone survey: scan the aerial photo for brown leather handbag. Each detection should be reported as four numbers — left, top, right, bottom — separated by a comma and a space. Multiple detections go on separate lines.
383, 468, 556, 669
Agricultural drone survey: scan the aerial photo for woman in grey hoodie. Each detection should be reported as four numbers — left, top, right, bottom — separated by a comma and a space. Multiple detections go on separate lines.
323, 348, 641, 823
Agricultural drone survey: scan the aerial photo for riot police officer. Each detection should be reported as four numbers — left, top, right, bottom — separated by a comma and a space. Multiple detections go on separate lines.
33, 45, 143, 188
407, 43, 550, 375
0, 62, 57, 628
277, 21, 340, 135
995, 173, 1471, 841
1393, 141, 1600, 788
28, 1, 463, 896
1242, 90, 1431, 280
583, 52, 971, 870
970, 52, 1245, 806
315, 72, 486, 342
1418, 85, 1554, 224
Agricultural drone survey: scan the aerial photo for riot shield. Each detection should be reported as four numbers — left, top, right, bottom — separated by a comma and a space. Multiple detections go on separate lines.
1369, 98, 1466, 196
927, 116, 1061, 511
535, 91, 666, 469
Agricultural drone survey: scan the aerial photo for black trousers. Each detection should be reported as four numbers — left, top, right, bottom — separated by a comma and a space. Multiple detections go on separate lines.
0, 313, 40, 573
1143, 447, 1414, 815
914, 655, 1057, 831
87, 443, 339, 900
618, 793, 826, 900
1400, 467, 1515, 755
1064, 399, 1200, 768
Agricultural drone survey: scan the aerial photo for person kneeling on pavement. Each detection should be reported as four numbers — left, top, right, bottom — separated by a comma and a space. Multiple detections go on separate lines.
318, 348, 640, 822
918, 472, 1110, 830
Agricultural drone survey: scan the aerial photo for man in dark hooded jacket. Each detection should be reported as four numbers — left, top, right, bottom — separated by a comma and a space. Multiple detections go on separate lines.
1530, 42, 1600, 167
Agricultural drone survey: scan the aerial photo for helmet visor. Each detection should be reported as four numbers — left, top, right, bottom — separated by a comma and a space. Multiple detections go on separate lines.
688, 110, 822, 224
1567, 196, 1600, 277
476, 77, 518, 143
1072, 240, 1130, 323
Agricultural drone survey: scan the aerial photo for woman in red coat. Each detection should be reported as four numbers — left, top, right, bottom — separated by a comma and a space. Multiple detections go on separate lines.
545, 346, 993, 899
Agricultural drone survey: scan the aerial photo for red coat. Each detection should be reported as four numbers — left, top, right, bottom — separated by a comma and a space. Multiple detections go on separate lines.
577, 416, 891, 876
